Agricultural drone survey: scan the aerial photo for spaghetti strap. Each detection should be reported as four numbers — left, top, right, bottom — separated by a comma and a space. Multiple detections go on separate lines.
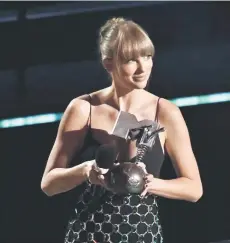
88, 94, 92, 129
154, 97, 161, 122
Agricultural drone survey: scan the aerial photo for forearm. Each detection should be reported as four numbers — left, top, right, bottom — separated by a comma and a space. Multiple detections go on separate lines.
149, 177, 203, 202
41, 161, 91, 196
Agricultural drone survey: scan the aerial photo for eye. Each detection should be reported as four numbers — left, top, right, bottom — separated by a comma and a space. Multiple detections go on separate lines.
127, 59, 136, 64
143, 55, 152, 60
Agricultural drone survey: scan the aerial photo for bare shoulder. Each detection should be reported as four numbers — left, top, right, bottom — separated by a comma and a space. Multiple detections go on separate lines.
158, 98, 181, 117
59, 95, 92, 132
155, 98, 188, 137
62, 88, 110, 127
155, 97, 191, 146
67, 95, 91, 117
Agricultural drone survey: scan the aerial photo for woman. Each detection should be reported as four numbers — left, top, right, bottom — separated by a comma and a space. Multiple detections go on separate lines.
41, 17, 203, 243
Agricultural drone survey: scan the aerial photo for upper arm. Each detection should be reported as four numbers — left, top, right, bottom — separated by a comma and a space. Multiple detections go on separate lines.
42, 96, 91, 177
161, 100, 201, 181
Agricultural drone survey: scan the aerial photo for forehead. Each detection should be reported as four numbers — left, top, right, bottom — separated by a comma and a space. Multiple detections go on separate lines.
117, 37, 154, 61
115, 24, 154, 58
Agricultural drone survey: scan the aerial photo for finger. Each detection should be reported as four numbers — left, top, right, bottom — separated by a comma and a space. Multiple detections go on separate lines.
88, 174, 97, 185
136, 162, 146, 166
145, 178, 153, 183
98, 175, 105, 181
88, 169, 101, 185
92, 163, 99, 173
145, 173, 153, 178
98, 168, 109, 174
98, 175, 107, 186
145, 174, 154, 180
141, 187, 148, 197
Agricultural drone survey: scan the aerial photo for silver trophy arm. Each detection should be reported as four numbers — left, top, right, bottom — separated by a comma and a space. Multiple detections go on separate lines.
136, 126, 165, 163
110, 110, 164, 163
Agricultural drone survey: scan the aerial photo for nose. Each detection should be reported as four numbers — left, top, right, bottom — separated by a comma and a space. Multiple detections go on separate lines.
137, 59, 145, 73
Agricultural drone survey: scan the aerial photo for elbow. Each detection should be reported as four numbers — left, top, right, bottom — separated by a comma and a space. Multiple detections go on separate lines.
190, 183, 203, 203
41, 179, 55, 197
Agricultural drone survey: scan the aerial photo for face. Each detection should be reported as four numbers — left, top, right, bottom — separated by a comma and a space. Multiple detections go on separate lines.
112, 55, 153, 90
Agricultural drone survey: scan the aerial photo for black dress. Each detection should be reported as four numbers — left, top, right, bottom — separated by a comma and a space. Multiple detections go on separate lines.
64, 99, 165, 243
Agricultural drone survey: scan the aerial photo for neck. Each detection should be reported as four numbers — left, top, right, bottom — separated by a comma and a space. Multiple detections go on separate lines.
109, 83, 145, 112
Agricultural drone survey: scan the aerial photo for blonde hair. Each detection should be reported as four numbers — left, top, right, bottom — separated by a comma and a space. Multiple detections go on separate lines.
99, 17, 155, 64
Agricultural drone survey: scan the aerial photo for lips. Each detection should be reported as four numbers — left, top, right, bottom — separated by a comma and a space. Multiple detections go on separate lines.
133, 75, 147, 82
134, 75, 146, 79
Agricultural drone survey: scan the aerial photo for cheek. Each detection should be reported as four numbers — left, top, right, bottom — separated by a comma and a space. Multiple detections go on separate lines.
125, 66, 137, 76
120, 67, 136, 77
147, 60, 153, 70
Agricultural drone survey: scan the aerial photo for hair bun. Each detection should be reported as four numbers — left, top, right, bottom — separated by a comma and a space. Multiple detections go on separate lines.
108, 17, 126, 27
99, 17, 126, 40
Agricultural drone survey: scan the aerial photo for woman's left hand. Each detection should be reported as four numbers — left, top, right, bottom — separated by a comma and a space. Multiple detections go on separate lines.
141, 174, 155, 197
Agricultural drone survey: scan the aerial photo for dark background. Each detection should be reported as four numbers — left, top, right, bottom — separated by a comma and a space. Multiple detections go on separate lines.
1, 2, 230, 243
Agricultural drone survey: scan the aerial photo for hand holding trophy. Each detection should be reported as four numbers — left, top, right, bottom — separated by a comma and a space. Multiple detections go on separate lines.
98, 111, 164, 195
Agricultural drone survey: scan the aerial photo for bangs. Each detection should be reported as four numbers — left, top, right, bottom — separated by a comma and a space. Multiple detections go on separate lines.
115, 24, 154, 62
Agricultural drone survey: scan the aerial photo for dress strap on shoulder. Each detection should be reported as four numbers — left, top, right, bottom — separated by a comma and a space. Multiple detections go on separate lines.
154, 97, 161, 122
88, 94, 92, 129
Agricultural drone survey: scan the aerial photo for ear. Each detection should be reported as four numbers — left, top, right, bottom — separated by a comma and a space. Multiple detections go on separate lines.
102, 58, 113, 73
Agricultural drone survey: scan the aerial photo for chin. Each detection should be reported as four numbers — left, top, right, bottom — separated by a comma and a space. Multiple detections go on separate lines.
133, 80, 148, 89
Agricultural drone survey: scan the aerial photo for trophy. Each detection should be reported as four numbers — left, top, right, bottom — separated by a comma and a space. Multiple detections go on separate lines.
105, 111, 164, 194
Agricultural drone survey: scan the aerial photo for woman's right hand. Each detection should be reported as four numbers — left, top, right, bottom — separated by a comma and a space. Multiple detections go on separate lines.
86, 160, 109, 187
